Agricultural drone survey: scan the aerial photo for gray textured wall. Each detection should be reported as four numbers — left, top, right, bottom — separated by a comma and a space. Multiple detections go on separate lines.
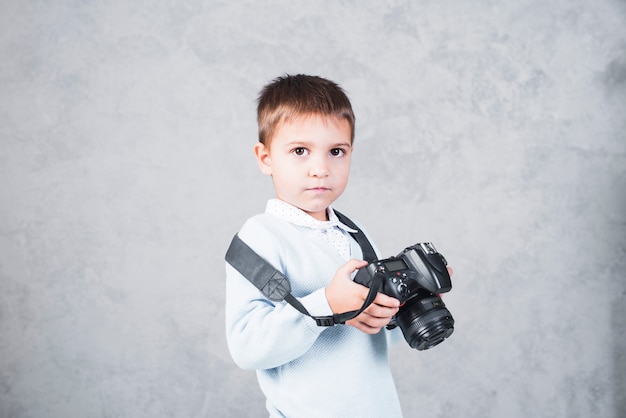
1, 1, 625, 417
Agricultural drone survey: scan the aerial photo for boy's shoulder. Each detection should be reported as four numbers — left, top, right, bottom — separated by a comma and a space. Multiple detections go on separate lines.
238, 212, 294, 245
236, 212, 302, 267
240, 211, 283, 230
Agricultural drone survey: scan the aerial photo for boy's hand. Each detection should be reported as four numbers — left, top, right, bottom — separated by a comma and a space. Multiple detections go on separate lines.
325, 259, 400, 334
345, 292, 401, 334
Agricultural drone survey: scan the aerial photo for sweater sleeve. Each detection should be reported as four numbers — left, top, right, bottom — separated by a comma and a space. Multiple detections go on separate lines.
224, 216, 334, 371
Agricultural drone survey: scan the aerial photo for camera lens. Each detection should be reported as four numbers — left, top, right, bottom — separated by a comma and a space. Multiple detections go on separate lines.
395, 292, 454, 351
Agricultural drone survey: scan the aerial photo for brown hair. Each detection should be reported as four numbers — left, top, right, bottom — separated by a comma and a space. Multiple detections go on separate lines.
256, 74, 355, 147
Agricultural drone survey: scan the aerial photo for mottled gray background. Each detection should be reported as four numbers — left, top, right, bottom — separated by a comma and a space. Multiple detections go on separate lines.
1, 1, 625, 417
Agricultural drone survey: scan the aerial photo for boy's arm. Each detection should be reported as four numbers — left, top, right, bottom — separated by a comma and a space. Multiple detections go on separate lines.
225, 258, 400, 370
225, 215, 336, 370
225, 262, 329, 370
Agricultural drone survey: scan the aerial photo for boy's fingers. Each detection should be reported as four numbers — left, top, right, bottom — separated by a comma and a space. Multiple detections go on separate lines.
351, 258, 369, 269
341, 259, 368, 276
373, 292, 401, 308
364, 303, 398, 319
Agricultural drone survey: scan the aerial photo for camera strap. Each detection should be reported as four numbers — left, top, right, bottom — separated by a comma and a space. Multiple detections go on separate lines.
225, 210, 382, 327
334, 210, 377, 263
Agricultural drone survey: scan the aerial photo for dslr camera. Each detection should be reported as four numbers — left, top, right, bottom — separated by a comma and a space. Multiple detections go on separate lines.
354, 242, 454, 350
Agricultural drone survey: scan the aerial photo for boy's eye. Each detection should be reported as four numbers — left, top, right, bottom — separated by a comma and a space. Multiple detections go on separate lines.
292, 147, 308, 156
330, 148, 346, 157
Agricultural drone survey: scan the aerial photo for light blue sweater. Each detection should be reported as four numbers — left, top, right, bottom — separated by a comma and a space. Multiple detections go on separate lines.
225, 211, 403, 417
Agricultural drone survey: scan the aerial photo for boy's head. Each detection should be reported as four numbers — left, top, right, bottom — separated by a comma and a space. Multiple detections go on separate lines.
254, 74, 355, 221
257, 74, 355, 148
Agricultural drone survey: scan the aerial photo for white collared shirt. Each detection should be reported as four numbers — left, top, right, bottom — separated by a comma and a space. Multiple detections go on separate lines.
265, 199, 357, 260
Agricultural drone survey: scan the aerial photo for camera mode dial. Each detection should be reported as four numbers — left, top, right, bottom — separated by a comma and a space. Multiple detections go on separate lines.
390, 273, 409, 296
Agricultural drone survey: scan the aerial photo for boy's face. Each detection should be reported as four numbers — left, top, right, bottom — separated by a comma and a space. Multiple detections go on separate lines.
254, 115, 353, 221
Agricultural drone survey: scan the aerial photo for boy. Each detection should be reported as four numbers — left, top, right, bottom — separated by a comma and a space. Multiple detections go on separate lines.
225, 74, 404, 417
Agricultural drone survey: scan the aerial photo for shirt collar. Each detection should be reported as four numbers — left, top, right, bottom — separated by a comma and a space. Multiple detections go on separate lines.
266, 199, 358, 233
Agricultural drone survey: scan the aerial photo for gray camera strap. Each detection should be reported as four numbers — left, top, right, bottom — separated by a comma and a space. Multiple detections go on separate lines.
225, 211, 382, 327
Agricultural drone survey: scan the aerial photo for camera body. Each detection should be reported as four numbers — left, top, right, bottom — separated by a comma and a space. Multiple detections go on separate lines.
353, 242, 454, 350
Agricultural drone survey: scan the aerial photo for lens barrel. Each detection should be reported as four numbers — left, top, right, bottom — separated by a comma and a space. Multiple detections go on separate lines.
395, 293, 454, 351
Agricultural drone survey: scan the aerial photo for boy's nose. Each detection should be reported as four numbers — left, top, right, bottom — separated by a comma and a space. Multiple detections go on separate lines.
308, 158, 329, 177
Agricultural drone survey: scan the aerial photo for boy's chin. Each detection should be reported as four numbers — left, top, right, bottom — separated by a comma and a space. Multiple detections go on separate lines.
298, 204, 331, 220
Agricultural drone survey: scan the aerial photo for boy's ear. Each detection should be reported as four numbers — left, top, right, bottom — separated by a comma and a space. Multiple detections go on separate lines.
254, 142, 272, 176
